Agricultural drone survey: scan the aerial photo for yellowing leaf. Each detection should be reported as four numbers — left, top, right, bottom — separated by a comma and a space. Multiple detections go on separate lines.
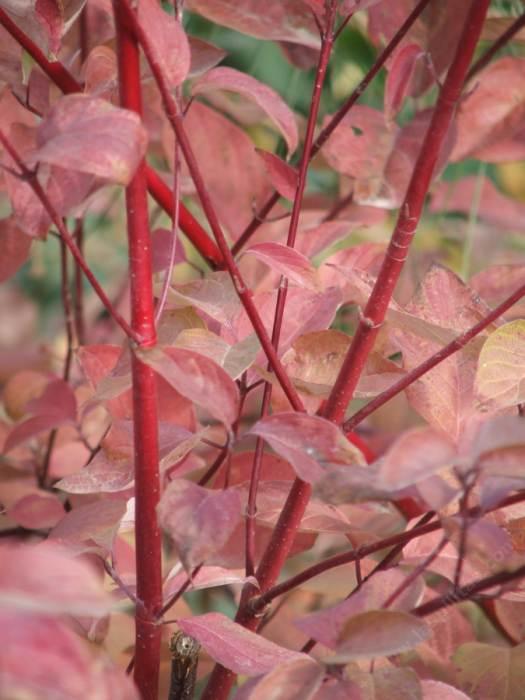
454, 642, 525, 700
476, 320, 525, 408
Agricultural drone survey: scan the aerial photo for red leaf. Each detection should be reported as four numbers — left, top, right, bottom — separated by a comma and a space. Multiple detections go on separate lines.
0, 541, 111, 616
421, 680, 471, 700
192, 67, 298, 154
244, 658, 324, 700
188, 36, 227, 77
452, 57, 525, 163
377, 427, 457, 490
244, 242, 319, 290
50, 498, 128, 555
0, 218, 32, 282
0, 611, 139, 700
177, 612, 307, 675
4, 378, 77, 453
138, 0, 190, 87
256, 149, 298, 200
137, 346, 240, 427
186, 0, 320, 48
157, 479, 242, 571
249, 412, 365, 482
7, 492, 64, 529
385, 43, 423, 120
32, 94, 148, 184
164, 566, 253, 598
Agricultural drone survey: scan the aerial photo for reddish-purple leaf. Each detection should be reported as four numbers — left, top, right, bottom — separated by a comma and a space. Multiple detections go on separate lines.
256, 149, 298, 200
178, 612, 307, 675
243, 242, 319, 290
137, 345, 240, 427
329, 610, 430, 662
385, 43, 423, 120
157, 479, 241, 570
452, 57, 525, 163
192, 66, 298, 155
186, 0, 319, 48
249, 412, 364, 482
167, 271, 241, 327
0, 610, 139, 700
0, 24, 22, 85
50, 498, 128, 554
188, 36, 227, 77
164, 566, 253, 599
0, 218, 32, 282
295, 568, 424, 649
377, 427, 457, 490
4, 378, 77, 453
0, 541, 112, 616
421, 680, 471, 700
32, 94, 148, 184
82, 45, 118, 101
151, 227, 186, 272
430, 176, 525, 229
7, 492, 64, 529
138, 0, 190, 87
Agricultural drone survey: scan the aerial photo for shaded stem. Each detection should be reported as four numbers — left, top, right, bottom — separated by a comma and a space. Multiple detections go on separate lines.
113, 3, 162, 698
0, 129, 139, 342
343, 280, 525, 432
231, 0, 433, 257
323, 0, 491, 424
73, 220, 86, 345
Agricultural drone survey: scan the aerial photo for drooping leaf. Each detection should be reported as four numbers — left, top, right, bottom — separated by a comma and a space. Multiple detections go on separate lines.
177, 612, 307, 676
377, 427, 457, 490
0, 541, 111, 616
137, 345, 240, 427
49, 498, 128, 555
192, 67, 298, 154
186, 0, 320, 48
0, 218, 32, 282
249, 412, 365, 482
188, 36, 227, 77
385, 43, 423, 121
138, 0, 190, 88
454, 642, 525, 700
475, 320, 525, 408
32, 94, 148, 184
243, 242, 319, 290
256, 149, 298, 200
157, 479, 242, 571
329, 610, 430, 662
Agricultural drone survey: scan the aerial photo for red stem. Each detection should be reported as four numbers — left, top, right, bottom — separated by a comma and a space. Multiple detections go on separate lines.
0, 6, 223, 268
0, 129, 140, 342
343, 280, 525, 432
120, 0, 305, 414
113, 3, 162, 698
323, 0, 491, 425
244, 0, 339, 580
230, 0, 433, 257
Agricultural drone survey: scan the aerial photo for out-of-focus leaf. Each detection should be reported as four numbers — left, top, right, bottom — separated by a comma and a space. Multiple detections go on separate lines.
452, 57, 525, 163
329, 610, 430, 662
243, 242, 319, 290
188, 36, 227, 77
49, 498, 127, 554
246, 657, 324, 700
137, 345, 239, 427
164, 566, 254, 599
177, 612, 307, 675
454, 642, 525, 700
249, 412, 365, 482
32, 94, 148, 184
157, 479, 241, 571
421, 680, 470, 700
192, 67, 298, 154
186, 0, 320, 48
138, 0, 190, 88
256, 149, 297, 200
7, 492, 64, 530
476, 320, 525, 408
385, 43, 423, 121
0, 218, 31, 282
0, 541, 111, 616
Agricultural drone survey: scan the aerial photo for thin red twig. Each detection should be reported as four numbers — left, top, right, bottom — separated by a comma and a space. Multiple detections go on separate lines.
467, 10, 525, 80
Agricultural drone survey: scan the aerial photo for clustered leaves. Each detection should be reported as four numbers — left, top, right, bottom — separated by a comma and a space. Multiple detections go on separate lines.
1, 1, 525, 699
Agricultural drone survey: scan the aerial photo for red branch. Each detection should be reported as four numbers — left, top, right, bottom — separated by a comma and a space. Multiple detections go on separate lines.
344, 281, 525, 432
467, 9, 525, 80
113, 3, 162, 698
119, 0, 305, 414
230, 0, 433, 257
0, 6, 222, 268
323, 0, 491, 424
